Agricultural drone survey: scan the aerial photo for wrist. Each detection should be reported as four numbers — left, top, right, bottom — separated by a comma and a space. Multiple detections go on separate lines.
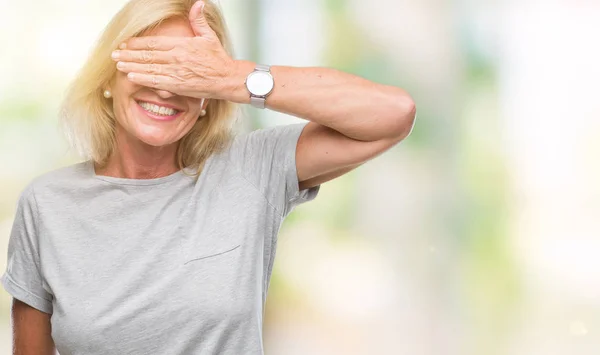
219, 60, 256, 104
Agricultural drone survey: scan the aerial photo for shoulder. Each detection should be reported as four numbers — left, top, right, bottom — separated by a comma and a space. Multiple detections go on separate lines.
20, 161, 91, 201
234, 122, 308, 141
226, 122, 309, 156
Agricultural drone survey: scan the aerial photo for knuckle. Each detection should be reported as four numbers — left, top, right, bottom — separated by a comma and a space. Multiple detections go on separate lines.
141, 50, 153, 62
147, 63, 160, 74
173, 51, 187, 63
175, 68, 188, 78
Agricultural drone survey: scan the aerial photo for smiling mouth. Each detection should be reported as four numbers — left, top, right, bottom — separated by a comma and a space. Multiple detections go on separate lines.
136, 100, 182, 117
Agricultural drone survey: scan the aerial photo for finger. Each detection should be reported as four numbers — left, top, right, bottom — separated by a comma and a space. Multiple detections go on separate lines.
111, 49, 172, 64
116, 61, 169, 76
189, 1, 216, 38
126, 72, 178, 92
120, 36, 179, 51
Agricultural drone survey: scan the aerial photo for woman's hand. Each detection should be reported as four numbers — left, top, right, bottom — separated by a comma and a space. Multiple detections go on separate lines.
111, 1, 237, 100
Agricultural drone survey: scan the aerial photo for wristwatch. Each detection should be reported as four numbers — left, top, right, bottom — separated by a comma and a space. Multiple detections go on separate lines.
245, 64, 274, 109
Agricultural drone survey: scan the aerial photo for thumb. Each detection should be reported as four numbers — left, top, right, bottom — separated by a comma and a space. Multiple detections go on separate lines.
189, 1, 214, 38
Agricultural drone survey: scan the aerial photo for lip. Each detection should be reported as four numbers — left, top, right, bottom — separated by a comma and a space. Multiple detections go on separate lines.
135, 100, 183, 122
134, 99, 185, 111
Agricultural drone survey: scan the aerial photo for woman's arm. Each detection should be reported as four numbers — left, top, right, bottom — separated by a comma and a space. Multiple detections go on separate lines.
11, 299, 55, 355
222, 61, 416, 188
113, 2, 416, 188
228, 61, 415, 143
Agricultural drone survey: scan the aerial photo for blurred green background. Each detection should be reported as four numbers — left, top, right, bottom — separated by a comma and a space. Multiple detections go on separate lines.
1, 0, 599, 354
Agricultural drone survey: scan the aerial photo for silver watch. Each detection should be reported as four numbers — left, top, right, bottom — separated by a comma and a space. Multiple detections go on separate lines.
245, 64, 274, 109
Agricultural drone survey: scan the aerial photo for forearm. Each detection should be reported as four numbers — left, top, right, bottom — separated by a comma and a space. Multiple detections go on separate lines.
12, 299, 56, 355
221, 60, 416, 142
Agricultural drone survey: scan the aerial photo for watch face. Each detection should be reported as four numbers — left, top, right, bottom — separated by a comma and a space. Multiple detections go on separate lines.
246, 71, 274, 96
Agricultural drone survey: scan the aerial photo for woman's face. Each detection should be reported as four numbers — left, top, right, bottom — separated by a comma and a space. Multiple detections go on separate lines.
108, 17, 204, 148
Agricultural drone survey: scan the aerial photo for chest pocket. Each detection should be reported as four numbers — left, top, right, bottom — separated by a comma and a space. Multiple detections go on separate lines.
180, 174, 254, 264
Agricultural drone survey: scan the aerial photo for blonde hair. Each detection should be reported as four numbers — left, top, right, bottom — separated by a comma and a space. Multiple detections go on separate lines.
60, 0, 237, 176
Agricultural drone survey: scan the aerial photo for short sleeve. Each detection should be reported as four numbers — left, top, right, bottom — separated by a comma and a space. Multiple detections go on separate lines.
1, 185, 53, 314
230, 122, 320, 217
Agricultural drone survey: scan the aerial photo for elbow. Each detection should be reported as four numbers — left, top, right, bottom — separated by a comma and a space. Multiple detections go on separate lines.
390, 94, 417, 142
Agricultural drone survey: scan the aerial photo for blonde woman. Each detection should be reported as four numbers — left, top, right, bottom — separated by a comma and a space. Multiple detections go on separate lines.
1, 0, 416, 354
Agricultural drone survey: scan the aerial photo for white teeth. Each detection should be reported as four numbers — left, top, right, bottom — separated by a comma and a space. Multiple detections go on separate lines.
138, 101, 179, 116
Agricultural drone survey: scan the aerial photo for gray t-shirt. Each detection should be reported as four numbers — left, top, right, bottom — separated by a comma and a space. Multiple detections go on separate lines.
1, 122, 320, 354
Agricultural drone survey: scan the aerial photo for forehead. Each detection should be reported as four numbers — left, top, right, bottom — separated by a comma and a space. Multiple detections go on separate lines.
143, 17, 195, 37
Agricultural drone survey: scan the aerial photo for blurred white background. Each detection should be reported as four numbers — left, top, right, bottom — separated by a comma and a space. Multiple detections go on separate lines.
0, 0, 599, 354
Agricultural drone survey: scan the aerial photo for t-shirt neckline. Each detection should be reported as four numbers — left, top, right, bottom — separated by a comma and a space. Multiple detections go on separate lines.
87, 160, 191, 186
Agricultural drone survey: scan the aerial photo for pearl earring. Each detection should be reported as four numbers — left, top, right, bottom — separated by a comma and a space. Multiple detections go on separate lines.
199, 98, 207, 117
103, 90, 112, 99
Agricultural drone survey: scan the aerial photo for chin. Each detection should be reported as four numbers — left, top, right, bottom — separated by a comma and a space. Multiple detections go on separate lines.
139, 134, 180, 148
133, 127, 181, 148
139, 137, 175, 147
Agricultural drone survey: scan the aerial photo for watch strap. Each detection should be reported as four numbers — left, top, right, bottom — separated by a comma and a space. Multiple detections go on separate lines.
250, 96, 267, 109
256, 64, 271, 72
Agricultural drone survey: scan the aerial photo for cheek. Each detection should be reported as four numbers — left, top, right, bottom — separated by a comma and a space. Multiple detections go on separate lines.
111, 75, 140, 122
179, 101, 203, 133
177, 115, 200, 137
112, 72, 137, 98
186, 98, 203, 116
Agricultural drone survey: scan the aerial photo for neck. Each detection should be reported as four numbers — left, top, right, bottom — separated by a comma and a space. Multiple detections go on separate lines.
95, 127, 180, 179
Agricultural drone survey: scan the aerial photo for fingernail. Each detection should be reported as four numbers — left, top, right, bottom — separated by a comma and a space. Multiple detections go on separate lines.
199, 1, 205, 12
119, 43, 127, 49
127, 73, 135, 80
111, 51, 120, 59
117, 62, 124, 69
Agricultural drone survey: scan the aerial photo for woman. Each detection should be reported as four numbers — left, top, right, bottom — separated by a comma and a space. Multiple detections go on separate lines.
1, 0, 415, 354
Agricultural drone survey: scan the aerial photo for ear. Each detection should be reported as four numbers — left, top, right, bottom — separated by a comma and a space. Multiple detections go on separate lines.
200, 98, 210, 110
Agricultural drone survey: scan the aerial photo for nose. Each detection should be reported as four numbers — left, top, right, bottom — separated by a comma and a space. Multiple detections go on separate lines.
154, 89, 176, 99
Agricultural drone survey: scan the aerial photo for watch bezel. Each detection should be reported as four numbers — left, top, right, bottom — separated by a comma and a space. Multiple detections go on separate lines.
245, 70, 274, 97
